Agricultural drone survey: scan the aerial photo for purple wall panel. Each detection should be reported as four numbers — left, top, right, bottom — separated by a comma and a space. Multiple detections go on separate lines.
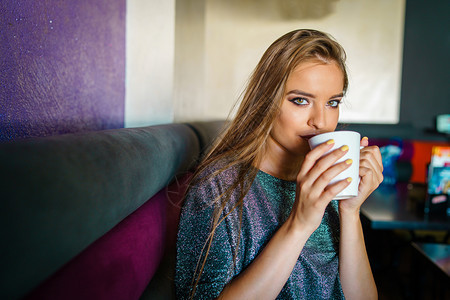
0, 0, 126, 141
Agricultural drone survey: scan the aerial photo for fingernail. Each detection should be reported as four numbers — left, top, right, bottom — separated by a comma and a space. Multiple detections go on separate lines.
362, 136, 368, 141
340, 145, 349, 151
346, 177, 352, 183
326, 139, 335, 145
345, 159, 353, 165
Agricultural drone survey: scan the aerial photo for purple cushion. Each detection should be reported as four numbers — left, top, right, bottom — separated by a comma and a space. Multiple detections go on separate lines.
26, 189, 167, 300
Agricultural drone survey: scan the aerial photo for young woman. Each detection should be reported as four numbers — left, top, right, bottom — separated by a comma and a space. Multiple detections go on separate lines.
175, 29, 383, 299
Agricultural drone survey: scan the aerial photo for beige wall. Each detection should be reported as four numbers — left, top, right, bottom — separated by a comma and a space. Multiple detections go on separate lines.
126, 0, 405, 126
199, 0, 405, 123
173, 0, 208, 122
125, 0, 175, 128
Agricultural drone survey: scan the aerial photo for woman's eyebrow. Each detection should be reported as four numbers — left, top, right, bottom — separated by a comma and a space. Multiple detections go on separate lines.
287, 90, 344, 99
330, 92, 344, 99
286, 89, 315, 98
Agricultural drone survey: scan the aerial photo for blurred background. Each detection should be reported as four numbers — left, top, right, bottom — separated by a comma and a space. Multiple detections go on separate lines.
1, 0, 448, 141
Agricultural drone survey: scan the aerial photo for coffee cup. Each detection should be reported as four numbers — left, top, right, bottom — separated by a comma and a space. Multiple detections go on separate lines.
308, 131, 361, 200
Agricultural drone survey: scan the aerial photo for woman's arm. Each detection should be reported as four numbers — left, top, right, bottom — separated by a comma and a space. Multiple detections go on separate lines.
218, 216, 312, 299
338, 138, 383, 299
218, 140, 352, 299
338, 209, 377, 300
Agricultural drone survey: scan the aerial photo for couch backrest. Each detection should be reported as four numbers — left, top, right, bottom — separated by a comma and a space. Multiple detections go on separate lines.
0, 121, 226, 299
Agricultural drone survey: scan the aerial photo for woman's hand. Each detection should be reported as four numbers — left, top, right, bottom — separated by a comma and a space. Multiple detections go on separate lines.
288, 140, 353, 235
339, 137, 383, 213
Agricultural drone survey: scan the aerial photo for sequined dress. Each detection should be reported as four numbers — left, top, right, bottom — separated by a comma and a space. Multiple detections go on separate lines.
175, 167, 345, 299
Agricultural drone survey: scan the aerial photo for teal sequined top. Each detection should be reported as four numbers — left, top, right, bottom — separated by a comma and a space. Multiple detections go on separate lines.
175, 168, 345, 299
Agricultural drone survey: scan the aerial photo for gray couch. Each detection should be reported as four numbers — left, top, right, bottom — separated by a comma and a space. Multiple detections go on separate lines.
0, 120, 226, 300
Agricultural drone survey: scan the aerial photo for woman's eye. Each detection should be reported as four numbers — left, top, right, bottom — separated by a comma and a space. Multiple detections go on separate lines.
327, 100, 341, 108
289, 98, 309, 106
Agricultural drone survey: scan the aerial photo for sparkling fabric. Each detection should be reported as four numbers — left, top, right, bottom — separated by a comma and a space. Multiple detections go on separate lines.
175, 167, 345, 299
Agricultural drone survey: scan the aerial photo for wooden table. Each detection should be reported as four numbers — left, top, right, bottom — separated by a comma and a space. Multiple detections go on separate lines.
412, 243, 450, 277
411, 243, 450, 298
360, 183, 450, 231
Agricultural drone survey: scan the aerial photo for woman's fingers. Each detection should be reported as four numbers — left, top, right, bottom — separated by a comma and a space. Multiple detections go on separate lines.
339, 138, 383, 211
357, 145, 384, 200
311, 158, 353, 195
360, 146, 383, 183
358, 166, 380, 196
323, 177, 352, 199
297, 149, 352, 203
359, 137, 383, 172
360, 136, 369, 147
292, 140, 355, 231
298, 139, 335, 179
366, 146, 382, 169
298, 142, 348, 184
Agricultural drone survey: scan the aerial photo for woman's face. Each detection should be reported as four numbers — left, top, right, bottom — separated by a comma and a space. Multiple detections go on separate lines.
269, 60, 344, 156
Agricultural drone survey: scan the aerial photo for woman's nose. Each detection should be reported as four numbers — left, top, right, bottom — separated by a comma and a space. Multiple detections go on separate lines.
307, 106, 326, 129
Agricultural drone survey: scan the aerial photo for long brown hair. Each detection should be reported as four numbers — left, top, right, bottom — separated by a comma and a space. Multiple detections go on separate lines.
188, 29, 348, 298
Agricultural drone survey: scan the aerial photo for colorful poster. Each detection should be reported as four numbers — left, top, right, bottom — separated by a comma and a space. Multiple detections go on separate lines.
428, 146, 450, 195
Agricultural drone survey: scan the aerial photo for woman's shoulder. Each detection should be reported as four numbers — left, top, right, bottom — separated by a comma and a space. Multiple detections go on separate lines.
185, 157, 256, 211
191, 158, 239, 190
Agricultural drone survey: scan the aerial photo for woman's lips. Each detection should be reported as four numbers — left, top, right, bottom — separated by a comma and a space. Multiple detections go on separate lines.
301, 131, 331, 141
301, 134, 316, 141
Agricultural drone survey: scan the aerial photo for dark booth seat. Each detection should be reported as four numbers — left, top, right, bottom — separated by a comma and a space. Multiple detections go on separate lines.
0, 121, 226, 300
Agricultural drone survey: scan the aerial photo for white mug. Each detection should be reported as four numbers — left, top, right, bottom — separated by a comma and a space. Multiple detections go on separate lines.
308, 131, 361, 200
